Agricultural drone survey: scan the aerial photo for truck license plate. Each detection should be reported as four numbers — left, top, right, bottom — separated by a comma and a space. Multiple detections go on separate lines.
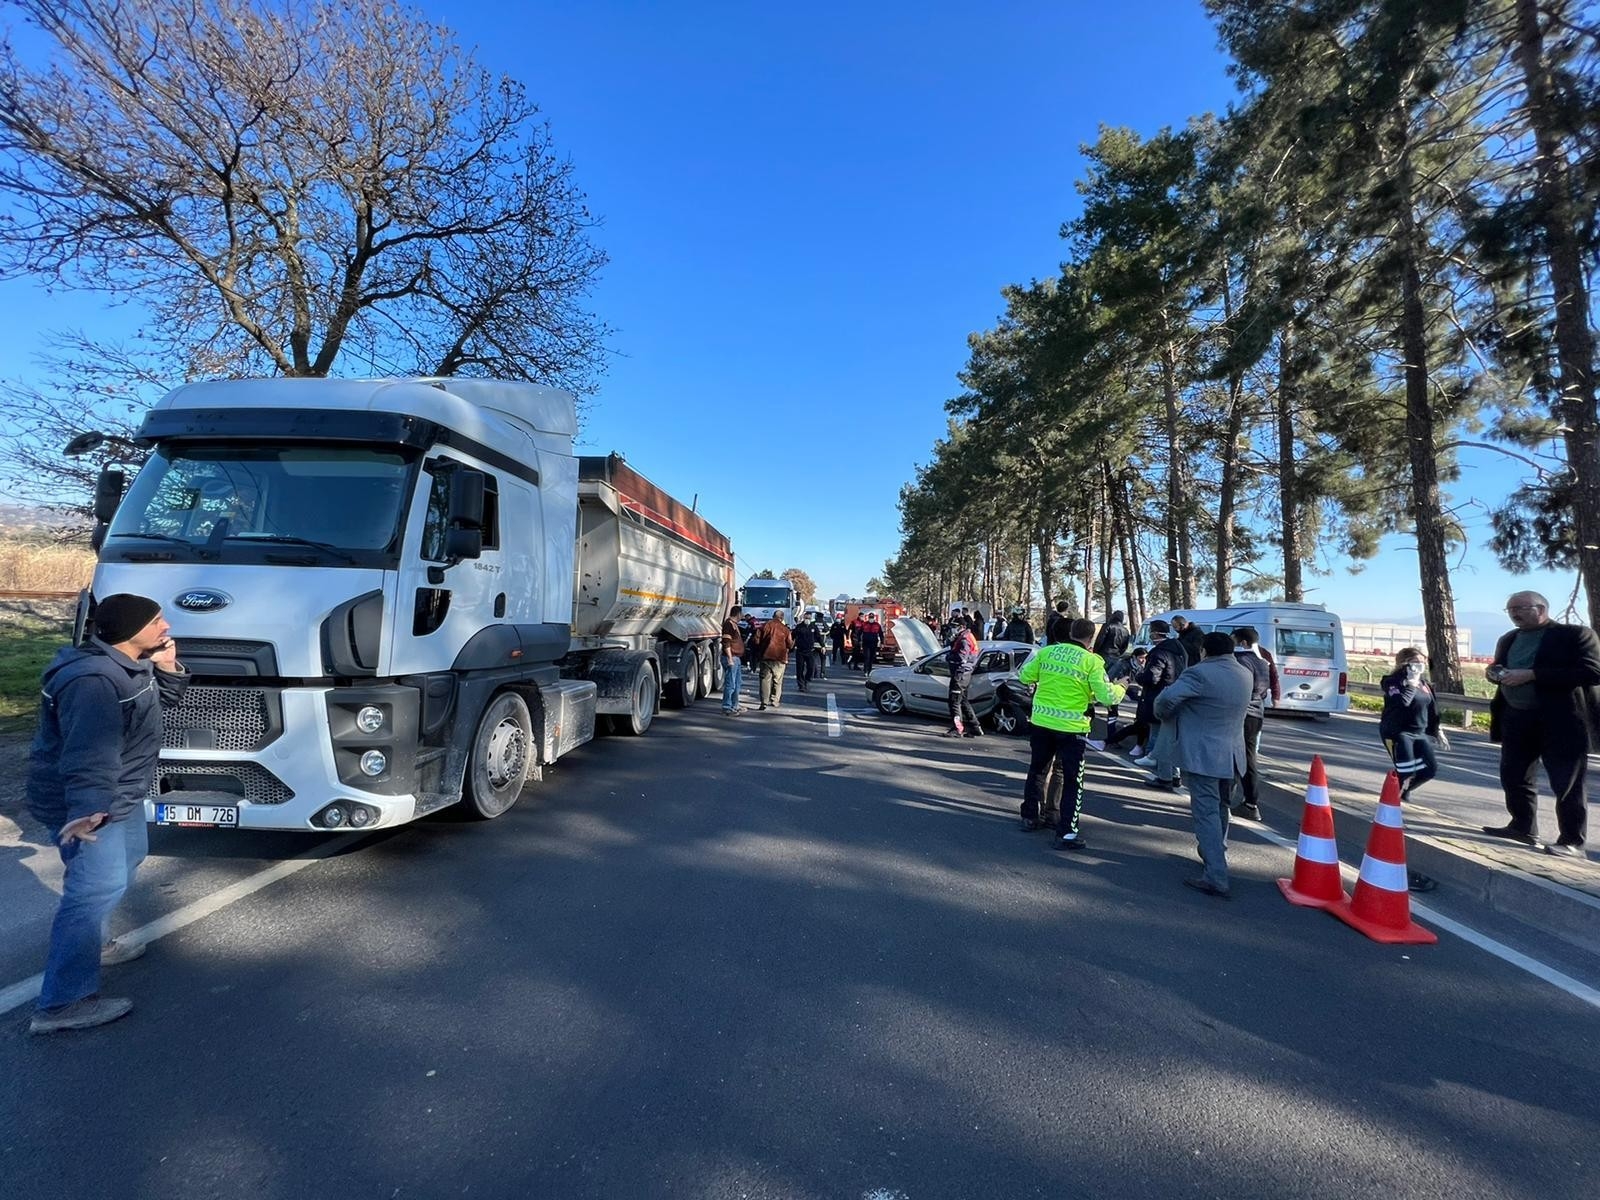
155, 803, 239, 827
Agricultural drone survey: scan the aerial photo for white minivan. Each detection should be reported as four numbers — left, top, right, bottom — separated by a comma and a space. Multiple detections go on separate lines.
1133, 602, 1350, 715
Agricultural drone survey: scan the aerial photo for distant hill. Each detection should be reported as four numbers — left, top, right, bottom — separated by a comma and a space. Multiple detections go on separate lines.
0, 504, 76, 534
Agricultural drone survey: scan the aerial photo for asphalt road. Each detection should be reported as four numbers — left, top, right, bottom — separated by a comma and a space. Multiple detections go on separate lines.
2, 678, 1598, 1200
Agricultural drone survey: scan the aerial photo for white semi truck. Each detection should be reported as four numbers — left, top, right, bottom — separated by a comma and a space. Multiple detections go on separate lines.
80, 377, 734, 832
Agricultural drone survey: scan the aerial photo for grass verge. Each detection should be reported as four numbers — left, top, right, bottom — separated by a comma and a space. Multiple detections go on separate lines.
0, 610, 71, 734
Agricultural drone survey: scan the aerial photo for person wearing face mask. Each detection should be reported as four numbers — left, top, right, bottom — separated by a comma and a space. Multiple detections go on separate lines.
1379, 647, 1446, 801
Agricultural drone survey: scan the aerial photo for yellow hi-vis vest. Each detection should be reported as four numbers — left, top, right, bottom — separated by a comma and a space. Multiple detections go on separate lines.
1016, 642, 1125, 733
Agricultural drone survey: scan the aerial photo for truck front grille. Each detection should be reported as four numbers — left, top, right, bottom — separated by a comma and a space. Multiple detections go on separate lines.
150, 761, 295, 806
162, 686, 280, 752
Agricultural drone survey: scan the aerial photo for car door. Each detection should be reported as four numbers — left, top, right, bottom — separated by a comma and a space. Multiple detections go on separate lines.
967, 649, 1014, 710
903, 655, 952, 713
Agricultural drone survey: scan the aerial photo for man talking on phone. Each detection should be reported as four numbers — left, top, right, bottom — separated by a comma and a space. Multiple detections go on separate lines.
26, 593, 189, 1034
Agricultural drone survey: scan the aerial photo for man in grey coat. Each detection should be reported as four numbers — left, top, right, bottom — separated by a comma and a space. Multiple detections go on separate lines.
1154, 631, 1254, 898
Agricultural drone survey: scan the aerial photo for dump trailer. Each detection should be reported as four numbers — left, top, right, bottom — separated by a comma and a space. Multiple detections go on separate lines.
81, 377, 733, 832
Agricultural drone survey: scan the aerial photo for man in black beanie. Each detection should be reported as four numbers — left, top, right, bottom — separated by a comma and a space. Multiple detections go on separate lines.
26, 593, 189, 1034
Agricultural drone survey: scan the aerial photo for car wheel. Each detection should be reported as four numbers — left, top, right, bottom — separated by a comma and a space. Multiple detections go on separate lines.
873, 685, 906, 715
994, 702, 1026, 736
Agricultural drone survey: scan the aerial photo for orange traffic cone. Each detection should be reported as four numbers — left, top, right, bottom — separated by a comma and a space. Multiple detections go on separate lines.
1276, 755, 1348, 909
1328, 771, 1437, 945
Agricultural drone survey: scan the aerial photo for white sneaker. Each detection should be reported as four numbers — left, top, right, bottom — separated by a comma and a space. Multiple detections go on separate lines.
1086, 739, 1106, 751
1133, 755, 1156, 768
100, 939, 147, 967
1128, 746, 1145, 759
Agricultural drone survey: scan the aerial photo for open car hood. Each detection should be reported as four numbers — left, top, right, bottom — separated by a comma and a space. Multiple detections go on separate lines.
890, 616, 943, 662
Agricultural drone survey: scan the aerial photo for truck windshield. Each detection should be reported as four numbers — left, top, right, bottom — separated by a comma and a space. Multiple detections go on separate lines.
743, 586, 792, 607
104, 444, 414, 565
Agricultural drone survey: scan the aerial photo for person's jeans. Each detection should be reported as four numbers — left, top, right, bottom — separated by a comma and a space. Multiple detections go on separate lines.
1188, 774, 1233, 892
38, 812, 147, 1010
1153, 717, 1179, 781
722, 655, 743, 712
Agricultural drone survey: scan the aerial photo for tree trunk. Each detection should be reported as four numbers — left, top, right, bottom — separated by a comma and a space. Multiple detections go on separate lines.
1277, 324, 1304, 602
1396, 140, 1464, 694
1120, 472, 1146, 623
1160, 340, 1193, 606
1035, 526, 1054, 619
1215, 264, 1245, 608
1515, 0, 1600, 625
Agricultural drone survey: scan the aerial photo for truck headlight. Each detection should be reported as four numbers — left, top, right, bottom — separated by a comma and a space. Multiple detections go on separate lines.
356, 705, 385, 734
360, 750, 387, 777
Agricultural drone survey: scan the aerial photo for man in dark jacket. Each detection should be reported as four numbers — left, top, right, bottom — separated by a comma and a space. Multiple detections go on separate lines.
1092, 611, 1131, 660
1229, 627, 1273, 821
792, 615, 820, 693
1173, 615, 1205, 666
1044, 601, 1071, 646
27, 594, 190, 1034
1134, 620, 1188, 788
860, 614, 883, 672
1483, 591, 1600, 855
828, 617, 847, 667
1002, 606, 1035, 644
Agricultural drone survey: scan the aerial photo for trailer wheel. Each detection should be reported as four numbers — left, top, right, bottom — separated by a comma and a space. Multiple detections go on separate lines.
623, 663, 658, 734
464, 692, 532, 819
697, 649, 714, 699
665, 656, 696, 709
709, 651, 725, 695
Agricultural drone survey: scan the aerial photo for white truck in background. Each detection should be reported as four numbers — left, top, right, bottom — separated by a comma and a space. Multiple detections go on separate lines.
737, 575, 799, 628
80, 377, 733, 832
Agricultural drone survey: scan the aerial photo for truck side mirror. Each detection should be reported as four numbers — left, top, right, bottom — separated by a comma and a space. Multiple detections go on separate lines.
93, 468, 126, 524
445, 525, 482, 560
447, 469, 486, 529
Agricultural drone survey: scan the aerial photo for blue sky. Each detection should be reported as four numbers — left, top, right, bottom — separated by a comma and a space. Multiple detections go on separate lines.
0, 1, 1578, 634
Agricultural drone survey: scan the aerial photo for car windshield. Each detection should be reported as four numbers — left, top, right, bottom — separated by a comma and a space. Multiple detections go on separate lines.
105, 444, 414, 565
743, 586, 793, 607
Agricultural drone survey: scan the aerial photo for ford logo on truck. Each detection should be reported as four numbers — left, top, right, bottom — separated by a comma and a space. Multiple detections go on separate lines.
174, 589, 231, 613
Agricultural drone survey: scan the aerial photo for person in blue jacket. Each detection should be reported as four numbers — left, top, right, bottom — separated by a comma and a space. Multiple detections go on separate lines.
27, 594, 190, 1034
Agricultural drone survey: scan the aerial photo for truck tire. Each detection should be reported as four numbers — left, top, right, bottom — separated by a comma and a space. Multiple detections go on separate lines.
623, 663, 658, 734
463, 692, 532, 819
697, 648, 714, 698
709, 651, 725, 695
665, 656, 696, 709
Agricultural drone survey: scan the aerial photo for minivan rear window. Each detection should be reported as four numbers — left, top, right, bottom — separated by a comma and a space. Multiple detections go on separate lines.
1277, 629, 1336, 659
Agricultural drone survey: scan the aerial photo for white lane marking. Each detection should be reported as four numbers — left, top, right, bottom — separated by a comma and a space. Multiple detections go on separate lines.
826, 692, 842, 738
0, 833, 374, 1016
1243, 819, 1600, 1012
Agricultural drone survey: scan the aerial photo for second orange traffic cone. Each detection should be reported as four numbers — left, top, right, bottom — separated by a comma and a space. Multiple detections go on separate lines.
1328, 771, 1438, 945
1276, 755, 1348, 909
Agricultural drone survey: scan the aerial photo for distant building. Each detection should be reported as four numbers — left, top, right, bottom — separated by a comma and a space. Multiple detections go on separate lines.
1345, 622, 1473, 660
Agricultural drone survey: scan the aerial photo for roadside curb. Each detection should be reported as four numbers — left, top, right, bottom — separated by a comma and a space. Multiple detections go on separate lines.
1256, 770, 1600, 959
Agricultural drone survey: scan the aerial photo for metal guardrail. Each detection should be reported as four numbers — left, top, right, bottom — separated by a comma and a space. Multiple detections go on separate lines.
1346, 679, 1492, 723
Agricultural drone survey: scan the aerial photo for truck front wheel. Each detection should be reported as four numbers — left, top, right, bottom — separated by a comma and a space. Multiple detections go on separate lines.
464, 692, 532, 819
